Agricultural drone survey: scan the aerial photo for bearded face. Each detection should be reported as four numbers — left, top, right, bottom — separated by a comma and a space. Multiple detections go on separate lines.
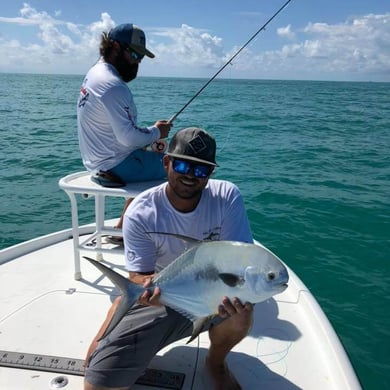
114, 48, 139, 83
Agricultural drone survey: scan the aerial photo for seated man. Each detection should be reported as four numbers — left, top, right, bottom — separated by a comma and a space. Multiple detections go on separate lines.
77, 23, 172, 184
77, 23, 172, 233
84, 127, 254, 390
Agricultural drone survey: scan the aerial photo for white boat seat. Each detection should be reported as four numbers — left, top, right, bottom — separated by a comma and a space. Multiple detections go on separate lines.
58, 171, 164, 280
91, 170, 126, 187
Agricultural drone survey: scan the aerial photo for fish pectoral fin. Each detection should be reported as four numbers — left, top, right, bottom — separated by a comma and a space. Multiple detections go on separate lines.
218, 273, 244, 287
187, 314, 218, 344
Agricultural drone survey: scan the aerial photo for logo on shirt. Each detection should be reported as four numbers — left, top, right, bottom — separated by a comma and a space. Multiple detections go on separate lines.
124, 106, 150, 134
78, 86, 89, 107
127, 250, 136, 262
203, 227, 221, 241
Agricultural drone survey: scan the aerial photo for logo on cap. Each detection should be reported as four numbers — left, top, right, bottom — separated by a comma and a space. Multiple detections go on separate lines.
188, 135, 207, 156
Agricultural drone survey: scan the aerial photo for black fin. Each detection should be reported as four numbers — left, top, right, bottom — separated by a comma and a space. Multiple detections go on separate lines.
218, 273, 243, 287
187, 314, 218, 344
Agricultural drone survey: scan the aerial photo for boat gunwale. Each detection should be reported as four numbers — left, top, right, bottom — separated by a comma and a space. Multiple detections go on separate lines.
0, 225, 95, 265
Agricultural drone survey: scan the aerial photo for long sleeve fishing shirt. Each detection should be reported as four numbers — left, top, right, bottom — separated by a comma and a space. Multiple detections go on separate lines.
77, 59, 160, 172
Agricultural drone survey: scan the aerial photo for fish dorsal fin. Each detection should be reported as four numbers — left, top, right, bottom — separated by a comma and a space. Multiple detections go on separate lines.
218, 273, 244, 287
145, 232, 201, 251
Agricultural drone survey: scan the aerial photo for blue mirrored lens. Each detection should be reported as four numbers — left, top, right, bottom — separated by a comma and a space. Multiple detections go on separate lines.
130, 51, 144, 60
172, 159, 212, 178
193, 165, 212, 178
172, 159, 191, 174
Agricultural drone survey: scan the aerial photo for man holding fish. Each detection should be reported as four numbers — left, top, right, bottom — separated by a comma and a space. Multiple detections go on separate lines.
84, 127, 256, 390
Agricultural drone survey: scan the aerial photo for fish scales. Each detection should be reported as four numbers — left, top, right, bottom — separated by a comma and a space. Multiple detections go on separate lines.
84, 240, 289, 341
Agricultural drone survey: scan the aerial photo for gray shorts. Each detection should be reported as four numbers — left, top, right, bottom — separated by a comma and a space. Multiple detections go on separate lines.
84, 304, 193, 388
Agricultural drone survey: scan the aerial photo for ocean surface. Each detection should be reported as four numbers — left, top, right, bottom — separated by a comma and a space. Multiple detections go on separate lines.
0, 73, 389, 389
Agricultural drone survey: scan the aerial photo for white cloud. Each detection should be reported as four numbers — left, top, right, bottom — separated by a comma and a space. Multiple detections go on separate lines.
0, 4, 115, 73
0, 4, 388, 81
277, 24, 295, 40
18, 2, 60, 25
292, 13, 390, 78
228, 13, 390, 81
151, 24, 224, 66
0, 2, 60, 27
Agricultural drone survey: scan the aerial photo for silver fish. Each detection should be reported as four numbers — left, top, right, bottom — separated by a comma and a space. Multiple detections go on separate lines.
84, 240, 288, 342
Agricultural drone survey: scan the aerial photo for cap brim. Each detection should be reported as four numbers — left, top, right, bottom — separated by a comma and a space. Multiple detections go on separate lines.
166, 152, 218, 167
129, 44, 155, 58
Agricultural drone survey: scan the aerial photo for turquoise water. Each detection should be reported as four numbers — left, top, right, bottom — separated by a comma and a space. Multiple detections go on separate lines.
1, 73, 389, 389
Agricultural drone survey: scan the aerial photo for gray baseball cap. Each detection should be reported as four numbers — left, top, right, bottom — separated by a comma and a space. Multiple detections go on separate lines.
167, 127, 218, 166
108, 23, 155, 58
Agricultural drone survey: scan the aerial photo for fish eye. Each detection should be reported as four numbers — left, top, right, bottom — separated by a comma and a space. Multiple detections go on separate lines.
267, 272, 275, 281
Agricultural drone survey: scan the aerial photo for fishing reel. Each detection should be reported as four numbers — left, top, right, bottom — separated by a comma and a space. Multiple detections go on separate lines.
152, 139, 168, 153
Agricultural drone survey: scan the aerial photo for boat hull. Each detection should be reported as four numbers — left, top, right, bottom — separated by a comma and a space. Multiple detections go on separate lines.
0, 225, 361, 389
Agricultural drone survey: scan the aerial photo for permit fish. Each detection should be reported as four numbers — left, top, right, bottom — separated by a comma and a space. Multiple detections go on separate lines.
84, 240, 288, 342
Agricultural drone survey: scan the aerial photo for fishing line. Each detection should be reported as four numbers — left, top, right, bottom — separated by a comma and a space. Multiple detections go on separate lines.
168, 0, 293, 123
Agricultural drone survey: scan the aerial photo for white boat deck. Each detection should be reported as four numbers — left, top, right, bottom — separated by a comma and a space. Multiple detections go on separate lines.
0, 225, 361, 389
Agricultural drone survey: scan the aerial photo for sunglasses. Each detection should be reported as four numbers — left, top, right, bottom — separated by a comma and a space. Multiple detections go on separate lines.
172, 158, 213, 179
122, 45, 144, 61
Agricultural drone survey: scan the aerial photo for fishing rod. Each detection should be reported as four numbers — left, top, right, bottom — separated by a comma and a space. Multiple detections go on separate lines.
168, 0, 293, 123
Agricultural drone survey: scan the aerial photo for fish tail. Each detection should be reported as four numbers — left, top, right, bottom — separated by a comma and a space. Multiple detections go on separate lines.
83, 256, 141, 339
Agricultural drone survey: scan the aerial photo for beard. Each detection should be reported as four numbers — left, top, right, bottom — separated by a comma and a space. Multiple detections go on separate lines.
115, 51, 139, 83
168, 173, 206, 201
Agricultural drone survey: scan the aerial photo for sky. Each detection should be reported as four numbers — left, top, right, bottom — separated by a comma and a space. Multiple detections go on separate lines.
0, 0, 389, 82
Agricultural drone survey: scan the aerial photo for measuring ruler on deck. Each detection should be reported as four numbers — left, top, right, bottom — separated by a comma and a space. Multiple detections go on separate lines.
0, 350, 185, 389
0, 350, 84, 375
